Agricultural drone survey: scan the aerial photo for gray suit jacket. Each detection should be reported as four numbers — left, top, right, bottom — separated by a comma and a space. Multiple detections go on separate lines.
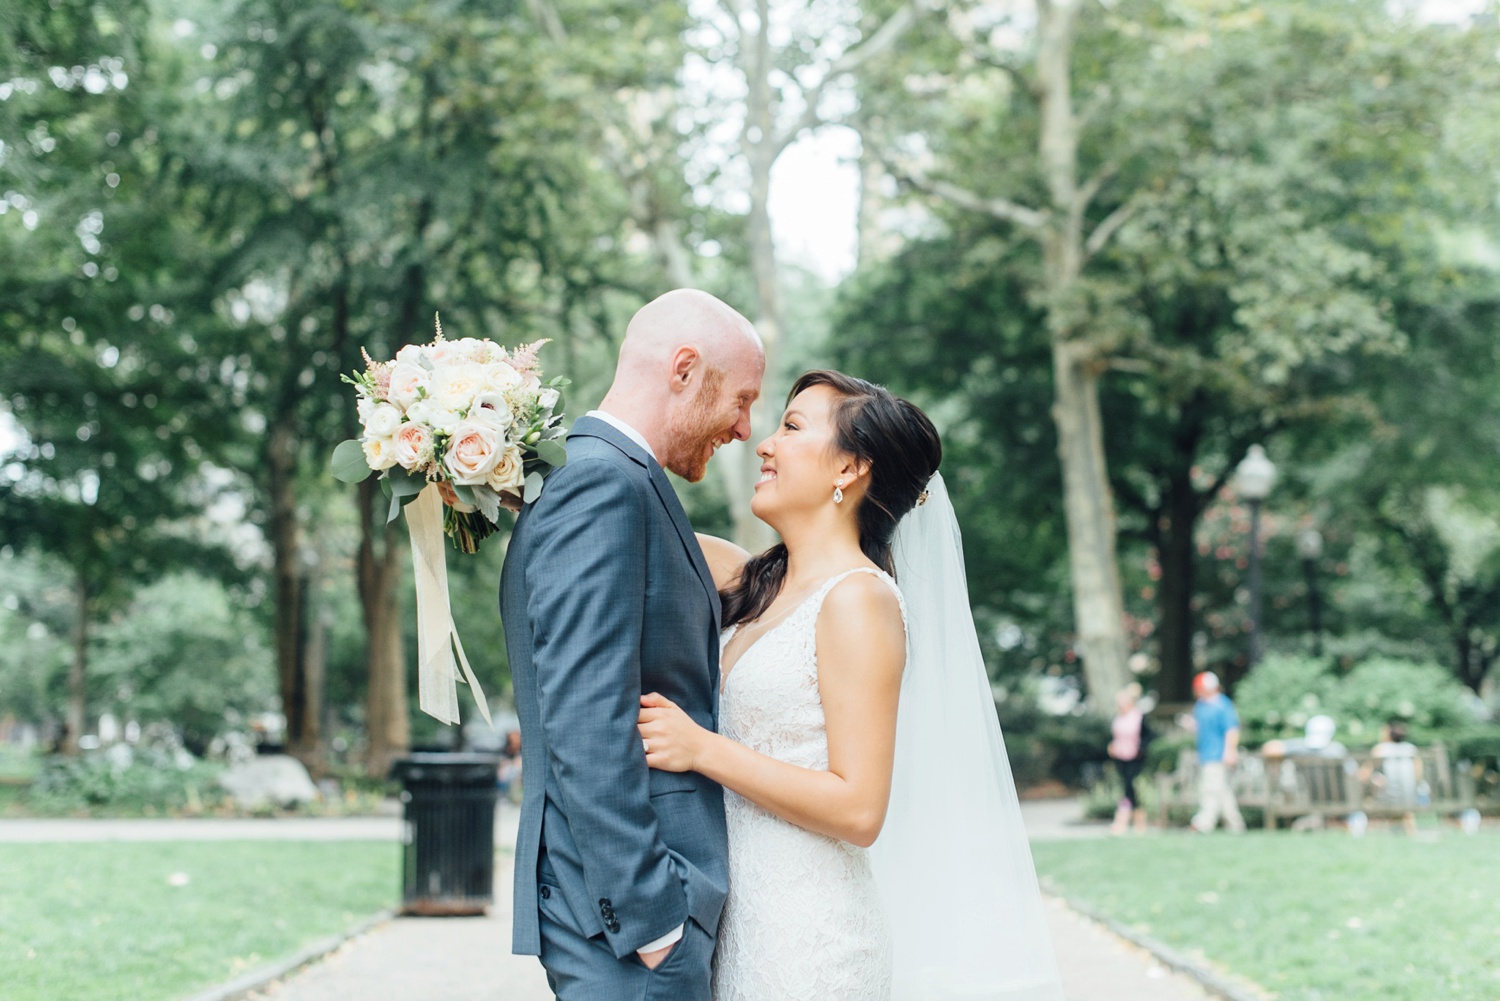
500, 416, 729, 959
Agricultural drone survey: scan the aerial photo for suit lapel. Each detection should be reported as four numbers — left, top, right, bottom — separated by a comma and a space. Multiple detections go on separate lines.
645, 463, 724, 635
568, 417, 724, 635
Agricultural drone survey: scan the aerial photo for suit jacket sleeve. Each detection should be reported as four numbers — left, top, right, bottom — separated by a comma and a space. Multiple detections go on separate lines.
524, 457, 688, 957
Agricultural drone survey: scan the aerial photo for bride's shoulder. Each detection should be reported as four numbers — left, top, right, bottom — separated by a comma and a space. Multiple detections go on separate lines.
818, 568, 904, 627
815, 569, 906, 676
695, 533, 752, 591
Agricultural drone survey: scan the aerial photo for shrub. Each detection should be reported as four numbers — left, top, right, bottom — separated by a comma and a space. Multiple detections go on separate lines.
1232, 654, 1339, 745
1235, 653, 1486, 747
998, 697, 1112, 789
1327, 658, 1475, 743
26, 748, 228, 817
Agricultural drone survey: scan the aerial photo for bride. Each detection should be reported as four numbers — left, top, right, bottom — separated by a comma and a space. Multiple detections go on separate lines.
637, 370, 1065, 1001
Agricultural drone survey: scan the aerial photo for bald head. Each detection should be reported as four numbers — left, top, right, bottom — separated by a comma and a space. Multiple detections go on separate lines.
599, 289, 765, 481
618, 289, 762, 377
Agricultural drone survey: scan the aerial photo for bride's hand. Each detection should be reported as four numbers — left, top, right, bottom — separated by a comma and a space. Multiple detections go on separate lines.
638, 693, 706, 773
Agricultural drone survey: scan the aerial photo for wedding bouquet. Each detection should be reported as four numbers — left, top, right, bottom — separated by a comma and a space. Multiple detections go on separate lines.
330, 316, 570, 553
329, 317, 569, 726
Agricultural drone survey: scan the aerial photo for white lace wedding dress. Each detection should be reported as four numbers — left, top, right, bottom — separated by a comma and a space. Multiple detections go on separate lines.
711, 568, 904, 1001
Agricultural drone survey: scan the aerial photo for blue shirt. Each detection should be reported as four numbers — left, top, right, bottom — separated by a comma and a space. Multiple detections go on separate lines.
1194, 694, 1240, 764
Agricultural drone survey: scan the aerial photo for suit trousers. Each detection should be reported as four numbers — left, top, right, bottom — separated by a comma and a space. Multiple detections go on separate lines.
536, 855, 714, 1001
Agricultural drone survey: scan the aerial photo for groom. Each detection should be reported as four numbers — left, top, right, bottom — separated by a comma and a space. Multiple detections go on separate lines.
501, 289, 764, 999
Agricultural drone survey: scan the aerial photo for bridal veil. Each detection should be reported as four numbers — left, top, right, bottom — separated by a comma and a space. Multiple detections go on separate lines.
871, 473, 1066, 1001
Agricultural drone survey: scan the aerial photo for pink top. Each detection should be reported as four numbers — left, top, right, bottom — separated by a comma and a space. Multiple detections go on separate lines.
1111, 709, 1143, 761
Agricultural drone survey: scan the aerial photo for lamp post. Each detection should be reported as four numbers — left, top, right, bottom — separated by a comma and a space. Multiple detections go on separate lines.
1297, 527, 1324, 656
1234, 445, 1277, 667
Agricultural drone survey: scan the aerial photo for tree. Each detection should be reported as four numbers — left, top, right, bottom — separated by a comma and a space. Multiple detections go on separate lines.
851, 0, 1498, 704
0, 0, 239, 752
176, 0, 678, 773
670, 0, 925, 547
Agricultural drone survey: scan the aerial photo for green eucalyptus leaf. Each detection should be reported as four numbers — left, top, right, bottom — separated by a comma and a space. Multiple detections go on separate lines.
523, 471, 546, 504
388, 467, 426, 497
534, 438, 568, 468
331, 440, 374, 483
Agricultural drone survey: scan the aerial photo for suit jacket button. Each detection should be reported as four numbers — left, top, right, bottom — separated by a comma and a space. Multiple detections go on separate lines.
539, 885, 551, 899
608, 920, 621, 933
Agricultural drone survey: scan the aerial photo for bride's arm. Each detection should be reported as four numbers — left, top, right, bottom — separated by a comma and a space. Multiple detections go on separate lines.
695, 533, 752, 592
639, 574, 904, 848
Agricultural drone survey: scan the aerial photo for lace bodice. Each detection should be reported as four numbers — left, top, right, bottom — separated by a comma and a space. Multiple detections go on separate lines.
712, 568, 904, 1001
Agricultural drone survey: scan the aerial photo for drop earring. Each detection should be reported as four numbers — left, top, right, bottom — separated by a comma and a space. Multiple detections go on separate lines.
833, 481, 844, 504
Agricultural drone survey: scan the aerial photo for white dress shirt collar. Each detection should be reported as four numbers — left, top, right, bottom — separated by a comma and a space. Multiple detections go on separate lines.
585, 409, 660, 464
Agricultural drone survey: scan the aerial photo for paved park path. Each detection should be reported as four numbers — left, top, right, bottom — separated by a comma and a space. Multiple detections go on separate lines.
2, 800, 1218, 1001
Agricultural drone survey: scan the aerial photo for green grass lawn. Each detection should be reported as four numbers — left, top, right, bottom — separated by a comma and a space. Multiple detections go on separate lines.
1032, 830, 1500, 1001
0, 841, 399, 1001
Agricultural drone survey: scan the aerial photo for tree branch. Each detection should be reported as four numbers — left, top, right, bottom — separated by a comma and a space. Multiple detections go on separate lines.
883, 152, 1049, 230
773, 3, 920, 154
965, 45, 1038, 101
1084, 196, 1138, 260
524, 0, 566, 42
1077, 160, 1117, 211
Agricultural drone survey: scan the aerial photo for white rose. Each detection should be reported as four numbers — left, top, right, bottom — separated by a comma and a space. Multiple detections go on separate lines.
393, 422, 434, 470
395, 344, 425, 366
362, 403, 402, 440
388, 361, 429, 409
445, 421, 503, 486
487, 446, 526, 492
361, 435, 398, 471
468, 390, 514, 433
357, 395, 375, 422
431, 366, 483, 414
405, 398, 462, 435
480, 362, 522, 393
538, 387, 560, 413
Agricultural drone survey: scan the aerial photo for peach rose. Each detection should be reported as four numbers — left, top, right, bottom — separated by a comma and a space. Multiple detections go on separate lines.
393, 421, 434, 470
445, 421, 503, 485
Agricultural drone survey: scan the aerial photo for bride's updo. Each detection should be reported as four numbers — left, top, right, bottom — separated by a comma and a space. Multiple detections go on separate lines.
720, 369, 942, 628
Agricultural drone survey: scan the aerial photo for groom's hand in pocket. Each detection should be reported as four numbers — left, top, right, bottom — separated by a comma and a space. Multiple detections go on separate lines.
638, 693, 705, 773
637, 939, 676, 970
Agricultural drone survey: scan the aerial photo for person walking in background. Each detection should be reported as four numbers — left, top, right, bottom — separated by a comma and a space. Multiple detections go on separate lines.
1188, 672, 1245, 833
1107, 683, 1151, 834
496, 729, 523, 804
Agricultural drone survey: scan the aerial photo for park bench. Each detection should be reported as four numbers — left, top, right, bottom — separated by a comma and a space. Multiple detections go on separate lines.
1154, 744, 1476, 829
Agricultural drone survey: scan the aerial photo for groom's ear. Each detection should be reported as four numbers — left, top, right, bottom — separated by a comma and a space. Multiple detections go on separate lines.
669, 345, 703, 392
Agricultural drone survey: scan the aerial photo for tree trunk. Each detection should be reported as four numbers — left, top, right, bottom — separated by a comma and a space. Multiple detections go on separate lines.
62, 573, 89, 757
857, 146, 889, 268
267, 422, 321, 764
1155, 467, 1201, 703
1050, 341, 1131, 706
359, 476, 410, 778
1037, 0, 1131, 709
296, 557, 327, 771
720, 0, 785, 554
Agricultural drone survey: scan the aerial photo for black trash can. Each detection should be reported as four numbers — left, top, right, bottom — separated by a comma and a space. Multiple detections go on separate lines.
393, 752, 501, 916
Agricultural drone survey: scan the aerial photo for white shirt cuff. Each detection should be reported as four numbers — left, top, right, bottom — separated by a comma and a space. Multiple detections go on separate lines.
639, 923, 684, 954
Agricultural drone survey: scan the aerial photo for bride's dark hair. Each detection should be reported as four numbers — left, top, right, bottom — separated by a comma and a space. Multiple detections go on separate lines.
720, 370, 942, 628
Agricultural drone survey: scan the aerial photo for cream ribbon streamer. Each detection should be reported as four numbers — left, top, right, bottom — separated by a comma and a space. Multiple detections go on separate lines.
407, 484, 493, 727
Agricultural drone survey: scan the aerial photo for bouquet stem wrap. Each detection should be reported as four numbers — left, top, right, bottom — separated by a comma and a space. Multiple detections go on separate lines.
407, 484, 492, 726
